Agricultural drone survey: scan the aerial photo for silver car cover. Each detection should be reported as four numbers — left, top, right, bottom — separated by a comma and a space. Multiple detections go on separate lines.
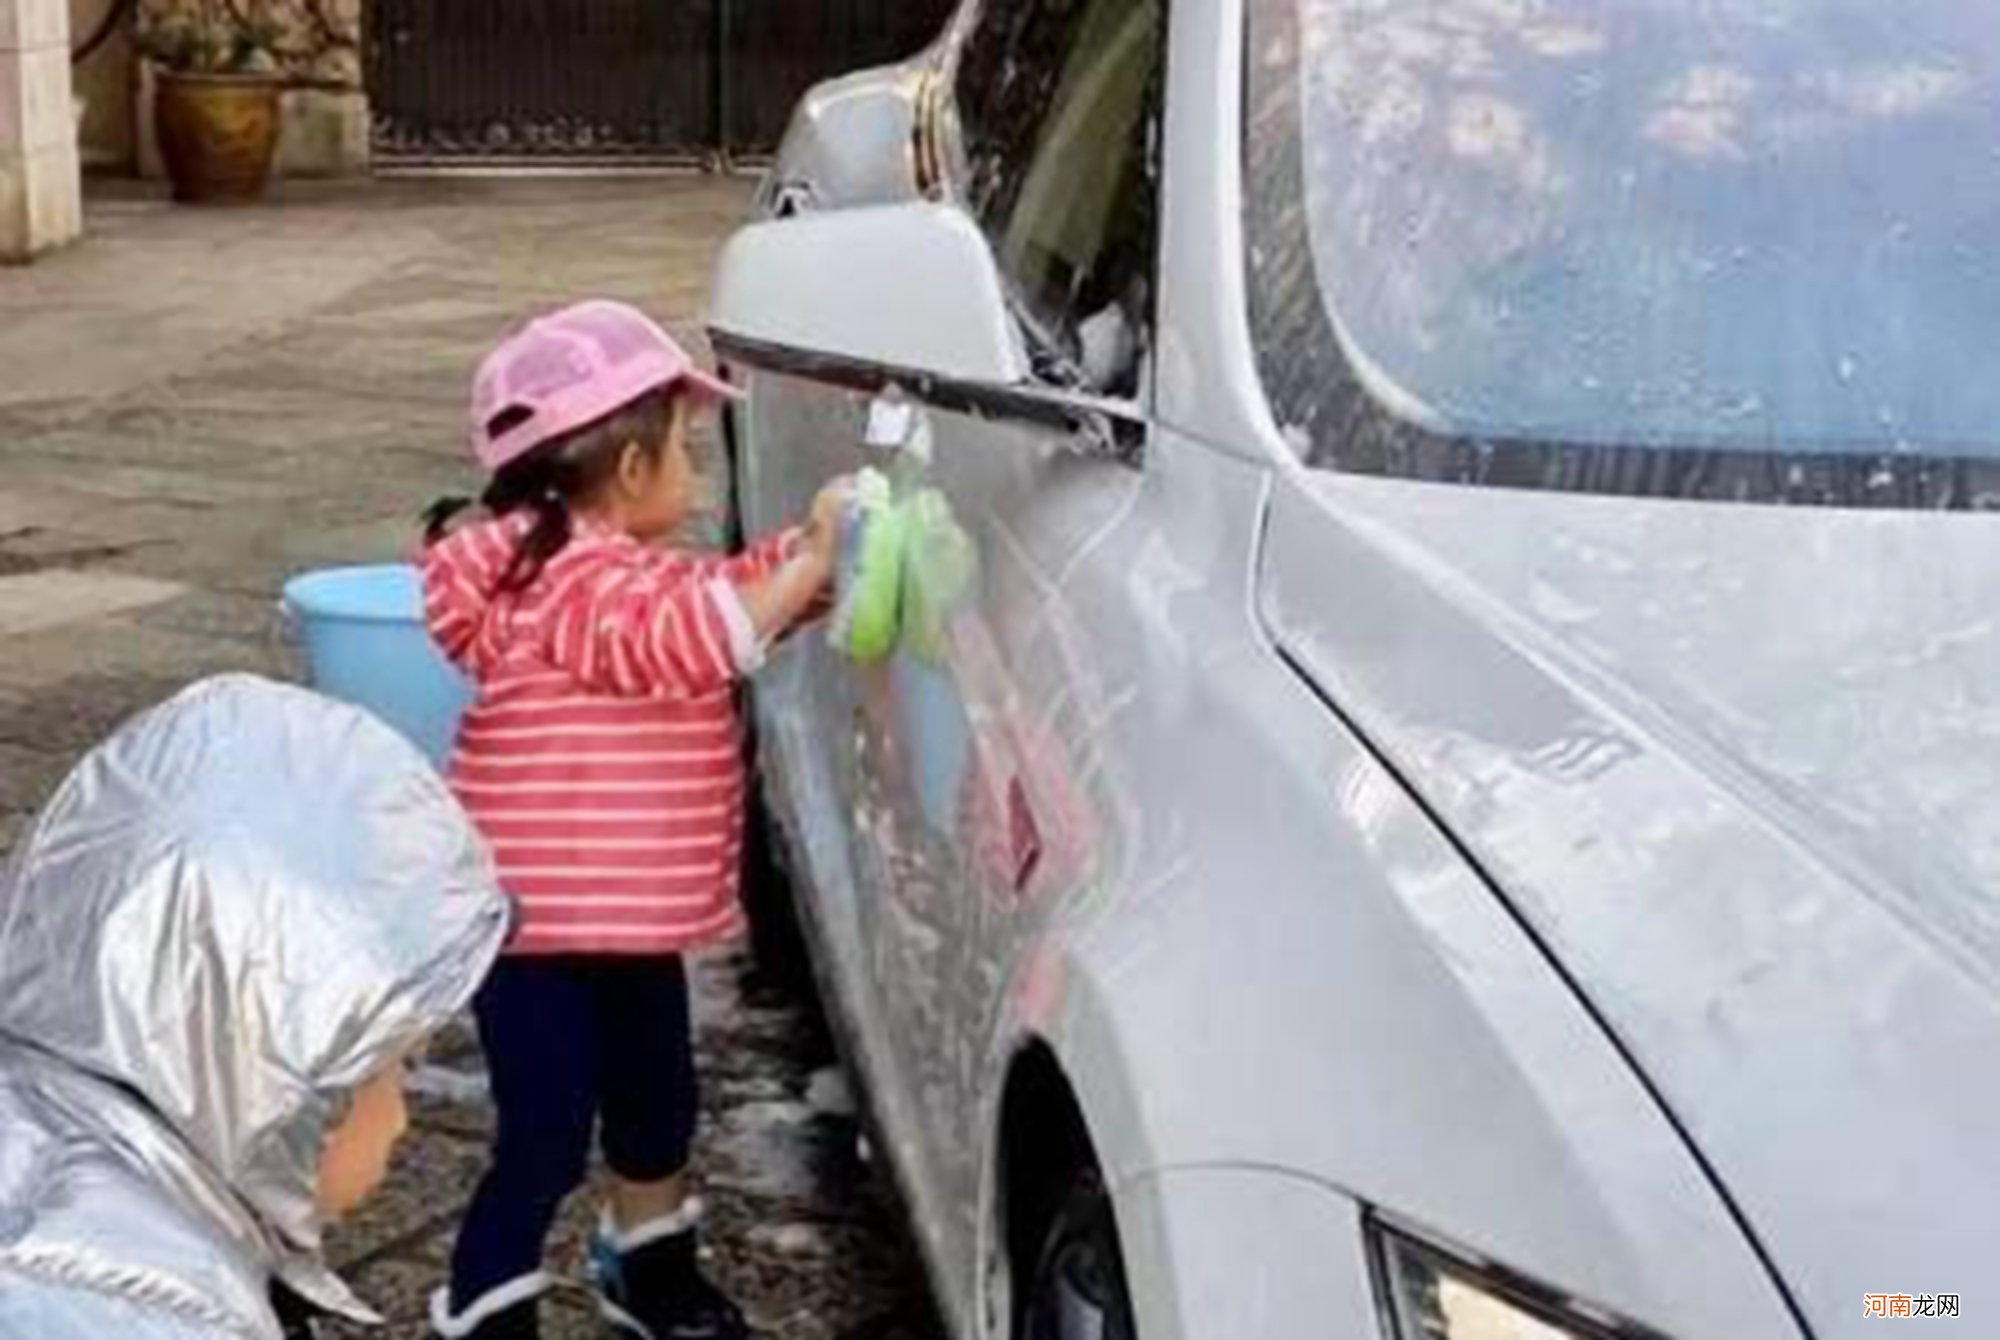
0, 675, 510, 1339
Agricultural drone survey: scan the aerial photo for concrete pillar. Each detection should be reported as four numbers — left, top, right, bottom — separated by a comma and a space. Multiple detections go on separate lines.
1, 0, 81, 261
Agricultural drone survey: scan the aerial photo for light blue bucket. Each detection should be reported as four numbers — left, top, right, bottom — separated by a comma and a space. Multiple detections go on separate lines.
282, 564, 471, 769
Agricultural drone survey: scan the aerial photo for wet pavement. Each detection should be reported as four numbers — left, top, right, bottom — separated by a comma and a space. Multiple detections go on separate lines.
320, 953, 939, 1340
0, 175, 940, 1339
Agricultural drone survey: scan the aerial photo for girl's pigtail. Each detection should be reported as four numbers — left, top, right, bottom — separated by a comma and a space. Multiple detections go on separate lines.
421, 495, 476, 545
443, 383, 672, 589
495, 485, 572, 593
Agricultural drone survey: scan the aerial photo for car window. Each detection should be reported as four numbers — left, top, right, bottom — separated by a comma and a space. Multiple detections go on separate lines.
1243, 0, 2000, 509
952, 0, 1162, 397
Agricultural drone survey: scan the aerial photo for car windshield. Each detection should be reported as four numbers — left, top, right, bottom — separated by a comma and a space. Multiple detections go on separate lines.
1264, 0, 2000, 463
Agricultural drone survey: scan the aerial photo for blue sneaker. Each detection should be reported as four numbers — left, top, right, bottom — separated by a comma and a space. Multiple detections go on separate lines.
589, 1202, 750, 1340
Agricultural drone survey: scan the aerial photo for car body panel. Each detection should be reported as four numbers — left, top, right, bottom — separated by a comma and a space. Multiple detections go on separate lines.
715, 204, 1030, 384
1011, 432, 1797, 1340
1113, 1169, 1379, 1340
712, 0, 1986, 1337
726, 366, 1798, 1337
1260, 469, 2000, 1336
732, 367, 996, 1340
726, 338, 1152, 1327
1151, 0, 1285, 463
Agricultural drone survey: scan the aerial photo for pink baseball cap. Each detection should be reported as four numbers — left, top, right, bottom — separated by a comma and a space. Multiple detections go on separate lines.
469, 300, 741, 472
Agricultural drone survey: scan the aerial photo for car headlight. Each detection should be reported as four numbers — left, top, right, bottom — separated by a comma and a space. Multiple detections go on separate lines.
1372, 1220, 1663, 1340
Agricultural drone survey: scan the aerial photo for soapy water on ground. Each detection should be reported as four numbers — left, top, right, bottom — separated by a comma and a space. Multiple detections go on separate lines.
320, 950, 942, 1340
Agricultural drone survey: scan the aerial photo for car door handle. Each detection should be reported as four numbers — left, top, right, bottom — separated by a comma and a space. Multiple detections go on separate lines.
864, 391, 934, 466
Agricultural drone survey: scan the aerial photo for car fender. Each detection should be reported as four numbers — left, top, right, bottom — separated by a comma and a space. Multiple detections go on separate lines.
959, 531, 1803, 1340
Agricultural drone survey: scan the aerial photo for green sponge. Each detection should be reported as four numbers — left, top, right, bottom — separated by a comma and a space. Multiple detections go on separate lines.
900, 489, 977, 665
828, 469, 908, 665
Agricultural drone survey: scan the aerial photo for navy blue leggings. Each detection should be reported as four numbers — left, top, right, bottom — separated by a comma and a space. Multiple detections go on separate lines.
449, 955, 698, 1306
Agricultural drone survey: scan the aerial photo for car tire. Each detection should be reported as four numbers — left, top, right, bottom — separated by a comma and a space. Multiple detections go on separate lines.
1023, 1173, 1137, 1340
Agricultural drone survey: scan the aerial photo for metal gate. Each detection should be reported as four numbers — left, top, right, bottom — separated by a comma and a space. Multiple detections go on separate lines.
366, 0, 955, 167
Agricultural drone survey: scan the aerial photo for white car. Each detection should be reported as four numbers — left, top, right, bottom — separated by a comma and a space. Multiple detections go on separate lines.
710, 2, 2000, 1338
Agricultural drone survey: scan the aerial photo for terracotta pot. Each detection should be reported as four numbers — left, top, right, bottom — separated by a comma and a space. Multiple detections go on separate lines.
155, 71, 282, 204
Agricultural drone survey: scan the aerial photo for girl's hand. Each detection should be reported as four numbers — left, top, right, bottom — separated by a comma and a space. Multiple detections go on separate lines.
803, 476, 853, 572
739, 478, 852, 646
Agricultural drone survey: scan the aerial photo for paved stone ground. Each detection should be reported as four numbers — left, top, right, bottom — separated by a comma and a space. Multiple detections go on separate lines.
0, 177, 939, 1340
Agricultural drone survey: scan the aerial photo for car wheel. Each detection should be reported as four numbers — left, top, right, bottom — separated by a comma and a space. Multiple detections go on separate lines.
1023, 1174, 1136, 1340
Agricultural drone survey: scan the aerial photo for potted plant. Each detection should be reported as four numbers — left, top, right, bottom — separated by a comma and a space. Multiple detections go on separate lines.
137, 2, 285, 204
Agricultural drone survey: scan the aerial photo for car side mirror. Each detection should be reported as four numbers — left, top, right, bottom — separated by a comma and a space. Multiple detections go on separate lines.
710, 202, 1030, 388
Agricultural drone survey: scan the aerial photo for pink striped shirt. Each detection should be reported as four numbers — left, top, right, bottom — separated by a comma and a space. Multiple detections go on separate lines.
424, 514, 800, 955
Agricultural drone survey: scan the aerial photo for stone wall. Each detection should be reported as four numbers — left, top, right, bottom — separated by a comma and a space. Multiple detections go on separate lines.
138, 0, 357, 86
132, 0, 368, 177
71, 0, 133, 169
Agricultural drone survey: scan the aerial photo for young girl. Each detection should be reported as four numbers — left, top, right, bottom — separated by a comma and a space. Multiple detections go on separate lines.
421, 300, 844, 1340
